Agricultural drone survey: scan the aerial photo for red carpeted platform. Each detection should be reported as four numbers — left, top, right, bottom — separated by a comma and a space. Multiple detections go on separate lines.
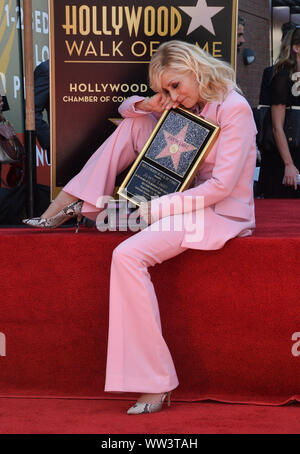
0, 199, 300, 405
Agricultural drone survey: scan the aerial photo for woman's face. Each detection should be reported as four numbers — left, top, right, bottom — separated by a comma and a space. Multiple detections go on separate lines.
160, 69, 201, 109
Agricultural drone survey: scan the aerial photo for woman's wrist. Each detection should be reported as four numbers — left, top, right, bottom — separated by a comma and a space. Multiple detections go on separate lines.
135, 98, 151, 112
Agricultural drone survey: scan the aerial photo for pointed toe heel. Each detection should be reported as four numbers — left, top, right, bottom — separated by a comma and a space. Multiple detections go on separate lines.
127, 391, 172, 415
22, 200, 83, 232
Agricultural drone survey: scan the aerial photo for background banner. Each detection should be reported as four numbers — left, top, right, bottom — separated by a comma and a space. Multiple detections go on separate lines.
50, 0, 238, 198
0, 0, 49, 185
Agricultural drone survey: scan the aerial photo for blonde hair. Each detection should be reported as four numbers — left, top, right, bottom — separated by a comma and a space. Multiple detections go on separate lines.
275, 27, 300, 75
149, 40, 240, 103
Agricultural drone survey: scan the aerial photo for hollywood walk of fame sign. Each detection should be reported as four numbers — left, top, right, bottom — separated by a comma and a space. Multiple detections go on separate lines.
50, 0, 237, 199
117, 107, 220, 205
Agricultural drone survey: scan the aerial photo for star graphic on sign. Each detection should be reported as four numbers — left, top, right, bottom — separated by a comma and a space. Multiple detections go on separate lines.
178, 0, 224, 36
156, 124, 196, 172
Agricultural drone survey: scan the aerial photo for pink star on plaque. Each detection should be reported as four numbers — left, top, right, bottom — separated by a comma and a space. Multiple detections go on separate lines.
156, 124, 196, 172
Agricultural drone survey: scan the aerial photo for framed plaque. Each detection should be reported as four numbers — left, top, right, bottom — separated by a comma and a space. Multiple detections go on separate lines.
117, 107, 220, 206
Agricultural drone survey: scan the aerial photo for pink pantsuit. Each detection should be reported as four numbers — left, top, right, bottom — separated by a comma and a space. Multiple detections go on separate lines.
64, 92, 257, 393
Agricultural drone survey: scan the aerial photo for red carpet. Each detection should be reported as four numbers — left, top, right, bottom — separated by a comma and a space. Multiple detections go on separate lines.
253, 199, 300, 237
0, 199, 300, 407
0, 398, 299, 434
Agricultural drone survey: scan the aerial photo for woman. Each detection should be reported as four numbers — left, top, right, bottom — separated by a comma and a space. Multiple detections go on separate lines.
23, 41, 257, 414
260, 26, 300, 197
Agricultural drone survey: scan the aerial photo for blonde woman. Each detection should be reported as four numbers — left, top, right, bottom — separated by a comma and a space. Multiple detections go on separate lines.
261, 26, 300, 197
23, 41, 257, 414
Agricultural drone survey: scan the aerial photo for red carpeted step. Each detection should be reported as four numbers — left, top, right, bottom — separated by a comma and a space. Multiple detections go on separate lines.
0, 199, 300, 404
254, 199, 300, 237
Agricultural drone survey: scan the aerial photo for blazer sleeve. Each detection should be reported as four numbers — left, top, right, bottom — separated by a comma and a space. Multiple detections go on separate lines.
118, 96, 150, 118
150, 99, 256, 221
118, 95, 161, 119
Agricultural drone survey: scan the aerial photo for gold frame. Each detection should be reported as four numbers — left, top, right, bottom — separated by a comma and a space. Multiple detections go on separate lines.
232, 0, 238, 71
117, 106, 220, 206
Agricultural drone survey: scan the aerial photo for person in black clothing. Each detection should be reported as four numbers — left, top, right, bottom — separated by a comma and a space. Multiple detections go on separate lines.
237, 16, 246, 53
259, 66, 274, 106
34, 60, 50, 162
0, 94, 9, 112
0, 72, 9, 113
0, 92, 10, 186
260, 25, 300, 198
259, 22, 296, 106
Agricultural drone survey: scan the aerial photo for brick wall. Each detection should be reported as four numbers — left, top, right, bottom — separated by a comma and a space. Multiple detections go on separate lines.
237, 0, 271, 107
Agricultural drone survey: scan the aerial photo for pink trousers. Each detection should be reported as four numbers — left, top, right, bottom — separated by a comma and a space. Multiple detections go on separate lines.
65, 115, 187, 392
106, 219, 186, 392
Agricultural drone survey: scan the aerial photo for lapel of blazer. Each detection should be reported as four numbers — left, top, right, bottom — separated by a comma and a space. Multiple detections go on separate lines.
200, 101, 221, 126
200, 92, 234, 126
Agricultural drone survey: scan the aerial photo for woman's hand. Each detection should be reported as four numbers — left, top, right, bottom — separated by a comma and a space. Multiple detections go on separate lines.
283, 163, 299, 190
272, 105, 300, 190
135, 93, 179, 114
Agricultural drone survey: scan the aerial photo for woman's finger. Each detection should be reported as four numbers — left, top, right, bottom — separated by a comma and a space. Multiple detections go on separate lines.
293, 176, 298, 190
161, 96, 170, 108
159, 92, 168, 105
162, 97, 174, 110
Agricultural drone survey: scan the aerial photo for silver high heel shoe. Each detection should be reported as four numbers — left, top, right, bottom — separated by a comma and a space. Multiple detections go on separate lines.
127, 391, 172, 415
22, 200, 83, 233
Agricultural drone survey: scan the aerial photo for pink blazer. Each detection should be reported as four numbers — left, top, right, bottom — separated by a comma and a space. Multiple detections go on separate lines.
119, 91, 257, 249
